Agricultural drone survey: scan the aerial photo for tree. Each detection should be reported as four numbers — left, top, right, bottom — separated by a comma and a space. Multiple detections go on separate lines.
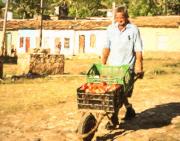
0, 0, 5, 18
101, 0, 179, 17
128, 0, 159, 17
162, 0, 180, 15
4, 0, 180, 19
68, 0, 102, 18
10, 0, 38, 19
128, 0, 180, 16
0, 0, 5, 8
101, 0, 130, 8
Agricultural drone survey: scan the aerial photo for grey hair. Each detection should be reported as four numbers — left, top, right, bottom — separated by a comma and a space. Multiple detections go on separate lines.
115, 6, 129, 18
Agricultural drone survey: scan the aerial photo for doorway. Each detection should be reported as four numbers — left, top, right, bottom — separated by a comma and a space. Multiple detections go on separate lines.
79, 35, 85, 53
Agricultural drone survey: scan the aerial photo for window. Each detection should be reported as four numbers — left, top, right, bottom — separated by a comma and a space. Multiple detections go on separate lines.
64, 38, 70, 48
90, 34, 96, 48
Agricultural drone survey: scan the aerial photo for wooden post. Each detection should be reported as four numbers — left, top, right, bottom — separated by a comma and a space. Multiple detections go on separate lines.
0, 0, 9, 56
39, 0, 43, 48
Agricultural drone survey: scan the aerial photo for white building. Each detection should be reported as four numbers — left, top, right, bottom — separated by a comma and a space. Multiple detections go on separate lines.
0, 17, 180, 57
17, 29, 107, 56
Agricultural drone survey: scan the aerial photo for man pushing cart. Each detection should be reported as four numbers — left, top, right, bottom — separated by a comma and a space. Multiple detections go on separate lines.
76, 5, 143, 141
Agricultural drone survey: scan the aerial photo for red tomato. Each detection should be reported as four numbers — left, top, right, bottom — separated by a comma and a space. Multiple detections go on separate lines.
87, 83, 94, 87
85, 88, 90, 93
80, 83, 88, 91
98, 87, 106, 94
108, 84, 122, 92
99, 81, 107, 87
105, 85, 112, 92
94, 88, 100, 94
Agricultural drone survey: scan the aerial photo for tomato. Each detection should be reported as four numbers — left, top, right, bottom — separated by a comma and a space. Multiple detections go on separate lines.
80, 83, 88, 91
80, 82, 122, 94
107, 84, 122, 92
85, 88, 90, 93
99, 81, 107, 87
94, 88, 100, 94
98, 87, 106, 93
114, 84, 122, 90
87, 82, 94, 87
105, 85, 112, 92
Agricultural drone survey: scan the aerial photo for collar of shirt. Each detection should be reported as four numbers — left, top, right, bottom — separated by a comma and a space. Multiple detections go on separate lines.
114, 22, 131, 32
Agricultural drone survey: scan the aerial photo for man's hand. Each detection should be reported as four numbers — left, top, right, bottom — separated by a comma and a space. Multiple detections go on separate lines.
135, 51, 143, 79
136, 71, 144, 79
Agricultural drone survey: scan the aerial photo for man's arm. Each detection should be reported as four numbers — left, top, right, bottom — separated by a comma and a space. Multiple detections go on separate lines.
102, 48, 110, 65
135, 51, 143, 78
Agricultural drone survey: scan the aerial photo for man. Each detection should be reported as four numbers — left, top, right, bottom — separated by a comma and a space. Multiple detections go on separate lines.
102, 6, 143, 129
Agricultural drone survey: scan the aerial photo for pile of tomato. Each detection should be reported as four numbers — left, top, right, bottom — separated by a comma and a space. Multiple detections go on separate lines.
79, 82, 122, 94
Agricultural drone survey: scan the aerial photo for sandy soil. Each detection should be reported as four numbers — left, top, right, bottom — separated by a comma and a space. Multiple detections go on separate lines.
0, 52, 180, 141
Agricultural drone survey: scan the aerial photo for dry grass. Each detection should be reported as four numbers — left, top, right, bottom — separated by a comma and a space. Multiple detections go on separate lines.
0, 76, 85, 114
0, 52, 180, 141
1, 52, 180, 115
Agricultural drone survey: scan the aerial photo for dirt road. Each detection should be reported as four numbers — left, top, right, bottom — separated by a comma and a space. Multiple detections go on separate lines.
0, 52, 180, 141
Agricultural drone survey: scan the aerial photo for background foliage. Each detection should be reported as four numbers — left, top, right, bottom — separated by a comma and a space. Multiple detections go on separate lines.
0, 0, 179, 19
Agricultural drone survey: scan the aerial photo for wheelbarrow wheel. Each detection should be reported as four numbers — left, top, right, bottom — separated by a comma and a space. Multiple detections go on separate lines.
77, 113, 97, 141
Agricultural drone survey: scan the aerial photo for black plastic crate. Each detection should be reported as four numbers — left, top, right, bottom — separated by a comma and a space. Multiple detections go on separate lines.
77, 86, 122, 113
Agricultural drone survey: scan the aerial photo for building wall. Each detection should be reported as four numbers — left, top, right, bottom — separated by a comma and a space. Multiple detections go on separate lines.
17, 30, 75, 55
140, 27, 180, 52
0, 30, 18, 56
17, 30, 39, 54
16, 29, 106, 56
74, 30, 107, 56
42, 30, 75, 55
0, 27, 180, 57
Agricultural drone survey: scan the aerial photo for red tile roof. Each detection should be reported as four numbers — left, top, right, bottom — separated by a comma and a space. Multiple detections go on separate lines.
0, 16, 179, 30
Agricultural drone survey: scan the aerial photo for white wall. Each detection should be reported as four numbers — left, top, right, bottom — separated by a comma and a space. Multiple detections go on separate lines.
16, 27, 180, 56
17, 30, 75, 55
0, 30, 18, 56
140, 27, 180, 52
17, 30, 39, 54
74, 30, 106, 56
18, 29, 107, 56
43, 30, 75, 55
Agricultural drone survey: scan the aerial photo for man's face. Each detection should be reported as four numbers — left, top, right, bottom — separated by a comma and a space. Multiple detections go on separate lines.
115, 12, 127, 26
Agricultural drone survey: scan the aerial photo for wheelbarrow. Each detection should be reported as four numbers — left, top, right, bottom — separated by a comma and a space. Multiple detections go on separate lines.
76, 64, 140, 141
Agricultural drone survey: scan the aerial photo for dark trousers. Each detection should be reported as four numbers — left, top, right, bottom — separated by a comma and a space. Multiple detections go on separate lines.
111, 72, 135, 124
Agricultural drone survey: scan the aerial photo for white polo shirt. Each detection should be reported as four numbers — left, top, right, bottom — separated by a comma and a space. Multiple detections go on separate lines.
104, 22, 143, 70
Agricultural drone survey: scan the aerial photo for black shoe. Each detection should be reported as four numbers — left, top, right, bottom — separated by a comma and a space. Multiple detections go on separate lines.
122, 107, 136, 121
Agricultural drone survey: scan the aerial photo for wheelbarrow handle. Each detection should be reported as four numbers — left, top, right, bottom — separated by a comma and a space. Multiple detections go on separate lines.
124, 72, 144, 95
133, 71, 144, 83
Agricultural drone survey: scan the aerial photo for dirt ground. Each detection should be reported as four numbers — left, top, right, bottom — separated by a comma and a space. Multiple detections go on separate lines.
0, 52, 180, 141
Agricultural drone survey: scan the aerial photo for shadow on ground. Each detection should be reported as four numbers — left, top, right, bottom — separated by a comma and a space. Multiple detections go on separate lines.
97, 102, 180, 141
